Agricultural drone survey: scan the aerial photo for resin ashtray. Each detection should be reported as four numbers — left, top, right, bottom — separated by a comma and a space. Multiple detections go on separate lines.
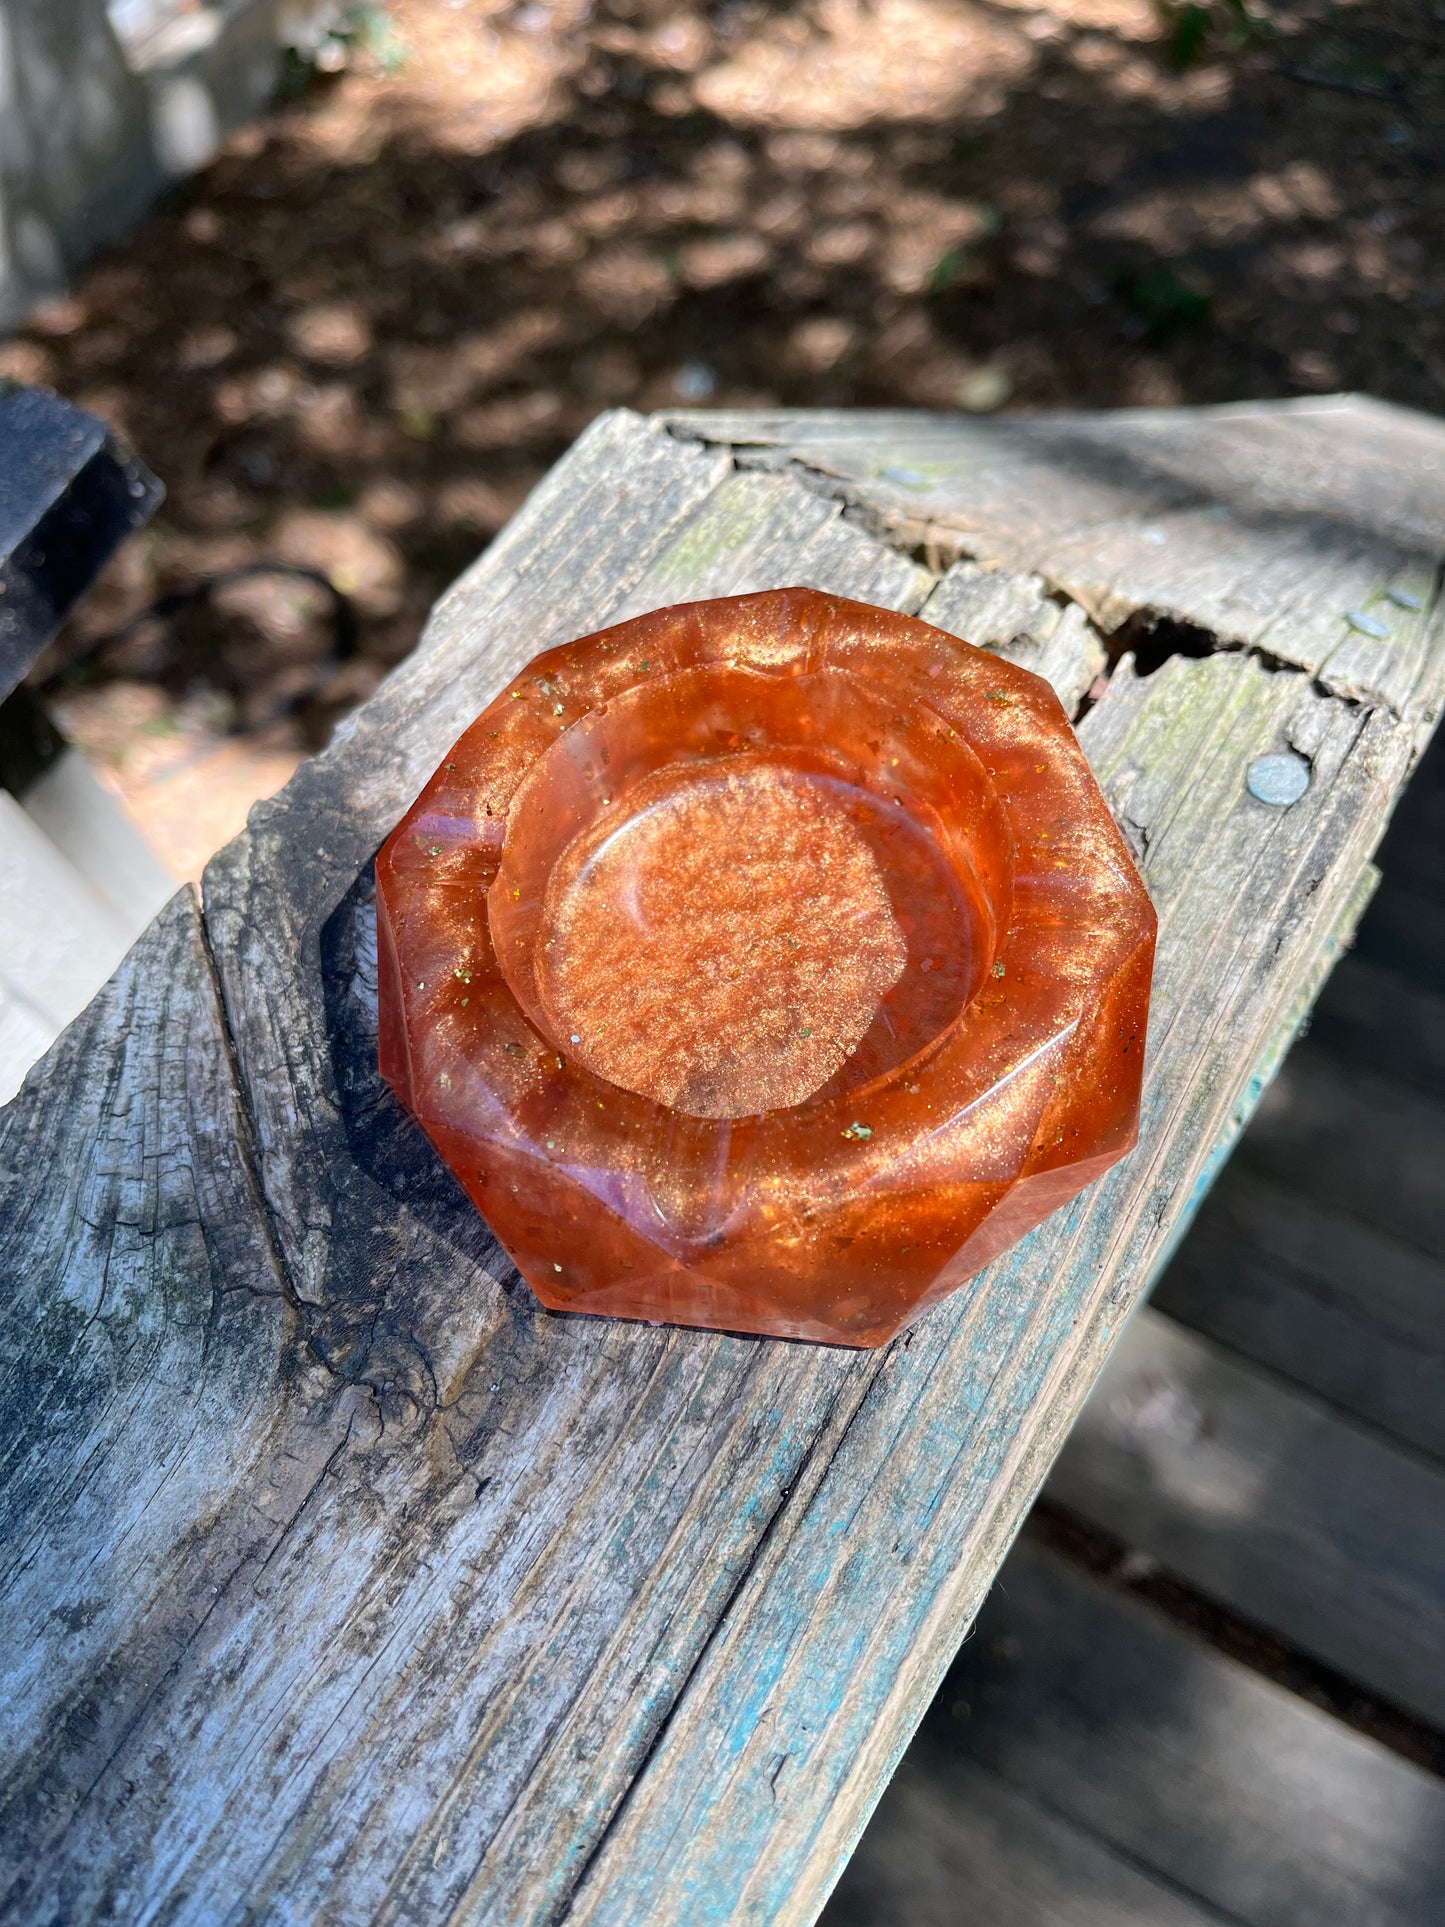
376, 588, 1155, 1347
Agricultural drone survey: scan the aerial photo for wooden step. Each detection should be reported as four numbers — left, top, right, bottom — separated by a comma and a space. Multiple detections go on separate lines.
826, 1540, 1445, 1927
1352, 885, 1445, 995
1370, 805, 1445, 908
1153, 1163, 1445, 1465
1046, 1307, 1445, 1728
1307, 952, 1445, 1102
1231, 1042, 1445, 1264
822, 1751, 1221, 1927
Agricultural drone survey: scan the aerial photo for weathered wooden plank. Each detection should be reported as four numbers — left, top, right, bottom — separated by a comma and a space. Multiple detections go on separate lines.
821, 1754, 1221, 1927
566, 652, 1418, 1926
6, 402, 1442, 1925
1138, 851, 1382, 1297
205, 409, 733, 1303
665, 398, 1445, 725
1154, 1165, 1445, 1467
1150, 716, 1445, 1460
917, 560, 1105, 715
617, 484, 1106, 715
24, 419, 939, 1926
0, 892, 356, 1920
851, 1538, 1445, 1927
610, 468, 935, 621
1047, 1306, 1445, 1726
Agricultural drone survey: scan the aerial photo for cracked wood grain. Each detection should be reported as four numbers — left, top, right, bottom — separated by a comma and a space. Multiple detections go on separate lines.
2, 403, 1442, 1926
665, 396, 1445, 729
0, 889, 355, 1921
917, 560, 1106, 716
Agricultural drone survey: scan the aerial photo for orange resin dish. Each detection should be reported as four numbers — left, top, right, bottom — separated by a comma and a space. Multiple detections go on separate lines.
376, 589, 1155, 1347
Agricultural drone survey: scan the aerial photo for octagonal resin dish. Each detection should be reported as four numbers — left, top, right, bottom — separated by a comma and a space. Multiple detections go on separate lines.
376, 589, 1155, 1348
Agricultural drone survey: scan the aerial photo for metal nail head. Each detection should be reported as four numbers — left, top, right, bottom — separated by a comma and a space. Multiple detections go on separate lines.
1246, 751, 1311, 807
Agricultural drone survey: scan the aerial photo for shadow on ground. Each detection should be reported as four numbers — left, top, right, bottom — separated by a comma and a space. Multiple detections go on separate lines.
2, 0, 1441, 860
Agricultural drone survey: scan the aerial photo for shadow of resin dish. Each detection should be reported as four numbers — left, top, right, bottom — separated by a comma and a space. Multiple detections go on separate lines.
376, 589, 1155, 1346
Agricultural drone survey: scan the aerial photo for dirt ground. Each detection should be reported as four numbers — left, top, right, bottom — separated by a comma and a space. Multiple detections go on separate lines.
4, 0, 1442, 876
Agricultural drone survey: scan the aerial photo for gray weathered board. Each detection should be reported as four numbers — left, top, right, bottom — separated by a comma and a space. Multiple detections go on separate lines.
3, 400, 1444, 1925
1156, 1019, 1445, 1468
826, 1538, 1445, 1927
1048, 1305, 1445, 1728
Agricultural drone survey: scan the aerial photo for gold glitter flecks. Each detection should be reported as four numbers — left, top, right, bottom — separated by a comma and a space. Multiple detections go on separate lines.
538, 763, 907, 1118
374, 587, 1156, 1349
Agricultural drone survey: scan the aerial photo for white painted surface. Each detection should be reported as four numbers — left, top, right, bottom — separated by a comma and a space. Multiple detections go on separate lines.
24, 746, 175, 930
0, 761, 174, 1102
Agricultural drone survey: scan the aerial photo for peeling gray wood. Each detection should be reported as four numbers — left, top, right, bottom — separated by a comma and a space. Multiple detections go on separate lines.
841, 1538, 1445, 1927
2, 403, 1443, 1925
0, 890, 343, 1915
665, 397, 1445, 727
206, 409, 732, 1302
160, 416, 926, 1927
1048, 1306, 1445, 1728
918, 560, 1106, 715
610, 468, 936, 621
1152, 801, 1445, 1470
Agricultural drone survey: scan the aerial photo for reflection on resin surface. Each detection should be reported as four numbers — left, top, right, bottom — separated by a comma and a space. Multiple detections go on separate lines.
540, 760, 910, 1117
376, 588, 1155, 1347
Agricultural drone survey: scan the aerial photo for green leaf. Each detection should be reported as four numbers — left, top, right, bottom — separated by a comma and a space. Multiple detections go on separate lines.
926, 246, 971, 295
1115, 265, 1213, 341
1167, 2, 1212, 68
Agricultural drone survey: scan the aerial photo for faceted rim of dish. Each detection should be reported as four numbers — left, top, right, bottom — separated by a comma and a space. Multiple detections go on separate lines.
375, 588, 1156, 1333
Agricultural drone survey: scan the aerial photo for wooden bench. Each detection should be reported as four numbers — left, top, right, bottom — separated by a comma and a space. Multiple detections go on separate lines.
3, 397, 1444, 1924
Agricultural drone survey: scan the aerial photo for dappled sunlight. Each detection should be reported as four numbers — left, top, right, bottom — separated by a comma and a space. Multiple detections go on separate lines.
1, 0, 1440, 875
694, 0, 1033, 129
1091, 162, 1339, 247
1098, 1363, 1270, 1522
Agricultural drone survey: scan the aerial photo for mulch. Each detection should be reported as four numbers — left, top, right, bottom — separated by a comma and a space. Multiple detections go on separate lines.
3, 0, 1441, 863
